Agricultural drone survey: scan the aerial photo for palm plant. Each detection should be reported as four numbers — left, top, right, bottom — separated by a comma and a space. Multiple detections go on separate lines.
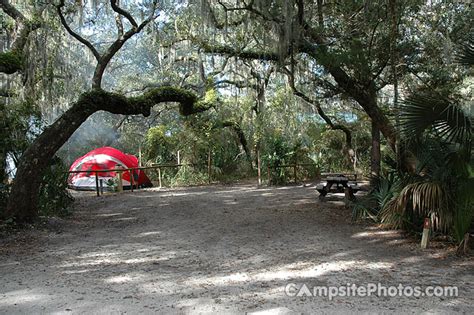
353, 171, 401, 222
458, 33, 474, 66
379, 100, 472, 247
378, 34, 474, 251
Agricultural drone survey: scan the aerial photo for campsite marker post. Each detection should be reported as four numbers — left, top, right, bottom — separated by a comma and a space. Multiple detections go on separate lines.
421, 218, 430, 249
116, 165, 123, 193
95, 171, 100, 197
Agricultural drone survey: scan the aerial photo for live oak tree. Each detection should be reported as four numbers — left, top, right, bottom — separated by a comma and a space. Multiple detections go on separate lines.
1, 0, 471, 222
0, 0, 212, 222
190, 0, 471, 175
194, 0, 398, 148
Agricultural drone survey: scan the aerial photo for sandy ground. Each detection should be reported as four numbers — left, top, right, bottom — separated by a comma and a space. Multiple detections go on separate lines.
0, 183, 473, 314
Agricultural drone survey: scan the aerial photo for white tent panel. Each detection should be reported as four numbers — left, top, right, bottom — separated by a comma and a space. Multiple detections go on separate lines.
69, 176, 131, 191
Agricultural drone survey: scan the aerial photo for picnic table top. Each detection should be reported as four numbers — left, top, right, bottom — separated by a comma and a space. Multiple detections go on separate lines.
326, 176, 349, 182
321, 172, 357, 179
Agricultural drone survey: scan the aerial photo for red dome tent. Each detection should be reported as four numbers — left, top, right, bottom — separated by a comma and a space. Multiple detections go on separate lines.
68, 147, 152, 190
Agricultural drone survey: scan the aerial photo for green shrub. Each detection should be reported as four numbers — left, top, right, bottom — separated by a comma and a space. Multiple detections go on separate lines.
38, 159, 74, 217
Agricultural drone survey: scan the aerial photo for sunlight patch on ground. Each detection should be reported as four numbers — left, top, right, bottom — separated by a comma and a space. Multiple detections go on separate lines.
185, 260, 361, 287
223, 200, 239, 205
60, 249, 178, 269
59, 255, 168, 268
248, 307, 295, 315
95, 213, 123, 217
329, 250, 360, 258
105, 274, 144, 284
62, 269, 92, 274
0, 261, 20, 267
254, 260, 358, 281
112, 217, 137, 222
133, 231, 161, 237
176, 297, 234, 313
351, 230, 402, 239
0, 289, 47, 306
77, 252, 120, 259
400, 256, 424, 264
213, 187, 267, 194
141, 280, 185, 295
59, 258, 117, 268
160, 191, 209, 197
275, 187, 298, 190
185, 259, 394, 288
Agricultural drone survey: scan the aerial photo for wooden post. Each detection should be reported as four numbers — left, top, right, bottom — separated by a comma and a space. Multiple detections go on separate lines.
95, 171, 100, 197
130, 169, 134, 192
257, 149, 261, 185
207, 150, 211, 184
294, 164, 297, 183
99, 179, 104, 195
116, 166, 123, 193
138, 145, 142, 167
158, 167, 162, 188
177, 150, 180, 165
421, 218, 430, 249
267, 166, 270, 185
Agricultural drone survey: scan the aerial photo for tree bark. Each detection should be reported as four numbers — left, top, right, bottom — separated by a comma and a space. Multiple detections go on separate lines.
371, 120, 381, 177
201, 39, 397, 152
222, 121, 253, 168
299, 39, 397, 151
286, 74, 356, 170
0, 102, 8, 184
5, 102, 95, 221
0, 0, 41, 74
4, 88, 209, 222
2, 0, 171, 222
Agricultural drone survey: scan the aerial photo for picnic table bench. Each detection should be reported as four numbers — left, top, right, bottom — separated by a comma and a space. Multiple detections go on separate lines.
316, 173, 359, 200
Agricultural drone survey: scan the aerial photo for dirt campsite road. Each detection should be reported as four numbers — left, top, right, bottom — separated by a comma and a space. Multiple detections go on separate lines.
1, 184, 473, 314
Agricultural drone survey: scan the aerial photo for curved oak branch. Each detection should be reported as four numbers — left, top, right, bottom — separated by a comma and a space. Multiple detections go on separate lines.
5, 86, 213, 222
0, 0, 41, 74
56, 0, 101, 61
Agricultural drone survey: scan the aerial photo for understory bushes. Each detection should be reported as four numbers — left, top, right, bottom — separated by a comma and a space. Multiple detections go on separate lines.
38, 159, 74, 217
1, 159, 74, 222
352, 113, 473, 250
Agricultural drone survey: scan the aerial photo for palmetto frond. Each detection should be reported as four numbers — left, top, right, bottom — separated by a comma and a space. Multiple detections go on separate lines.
458, 33, 474, 66
379, 197, 404, 230
380, 181, 451, 231
400, 94, 472, 146
453, 179, 474, 242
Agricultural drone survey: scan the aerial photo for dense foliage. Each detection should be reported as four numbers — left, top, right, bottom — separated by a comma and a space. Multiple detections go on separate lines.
0, 0, 472, 249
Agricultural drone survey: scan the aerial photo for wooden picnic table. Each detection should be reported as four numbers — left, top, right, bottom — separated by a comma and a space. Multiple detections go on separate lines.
316, 174, 359, 200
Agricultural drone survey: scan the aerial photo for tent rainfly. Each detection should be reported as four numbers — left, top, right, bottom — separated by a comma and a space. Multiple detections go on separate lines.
68, 147, 152, 190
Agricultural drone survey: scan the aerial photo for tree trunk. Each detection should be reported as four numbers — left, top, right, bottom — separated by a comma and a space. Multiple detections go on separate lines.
371, 120, 381, 177
299, 39, 397, 151
0, 101, 8, 184
236, 128, 253, 169
222, 121, 253, 169
4, 87, 206, 222
255, 140, 262, 186
254, 78, 266, 185
4, 102, 95, 222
